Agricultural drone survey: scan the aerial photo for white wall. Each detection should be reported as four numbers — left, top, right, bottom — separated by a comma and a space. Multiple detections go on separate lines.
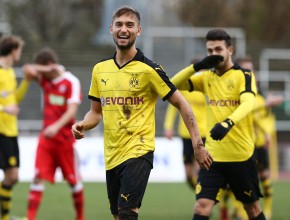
1, 137, 186, 183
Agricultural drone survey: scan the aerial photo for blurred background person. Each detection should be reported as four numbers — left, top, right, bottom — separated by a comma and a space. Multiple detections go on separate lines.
163, 57, 206, 191
237, 56, 283, 220
0, 34, 31, 220
23, 48, 84, 220
219, 56, 284, 220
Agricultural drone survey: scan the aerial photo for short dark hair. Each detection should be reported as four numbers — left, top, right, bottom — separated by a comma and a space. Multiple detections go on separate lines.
0, 35, 24, 56
112, 6, 141, 25
33, 47, 59, 65
205, 29, 232, 47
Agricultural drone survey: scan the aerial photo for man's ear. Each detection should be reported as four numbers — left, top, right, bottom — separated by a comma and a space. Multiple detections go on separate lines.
110, 25, 113, 35
137, 26, 142, 36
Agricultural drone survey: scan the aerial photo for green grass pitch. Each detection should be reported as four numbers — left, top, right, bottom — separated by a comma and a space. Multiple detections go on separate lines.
10, 181, 290, 219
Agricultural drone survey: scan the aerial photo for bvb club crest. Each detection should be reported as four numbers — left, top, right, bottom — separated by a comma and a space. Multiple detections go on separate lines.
129, 74, 139, 88
227, 79, 234, 90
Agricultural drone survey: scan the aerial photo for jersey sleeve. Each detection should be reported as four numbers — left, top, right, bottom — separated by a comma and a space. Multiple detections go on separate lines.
88, 65, 100, 101
149, 65, 176, 101
189, 71, 206, 92
67, 73, 82, 104
228, 71, 257, 123
15, 78, 30, 103
239, 71, 257, 96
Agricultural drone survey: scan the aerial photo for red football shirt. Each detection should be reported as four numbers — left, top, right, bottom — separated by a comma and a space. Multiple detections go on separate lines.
40, 71, 82, 143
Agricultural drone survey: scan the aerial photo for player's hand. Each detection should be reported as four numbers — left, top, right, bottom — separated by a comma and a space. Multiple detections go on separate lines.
43, 124, 59, 138
50, 64, 65, 74
2, 104, 20, 115
194, 142, 213, 170
164, 129, 174, 140
72, 122, 85, 139
266, 92, 284, 107
22, 64, 38, 80
210, 118, 234, 141
193, 55, 224, 72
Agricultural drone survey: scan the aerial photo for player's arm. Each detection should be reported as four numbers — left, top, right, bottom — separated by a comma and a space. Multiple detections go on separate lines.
253, 108, 271, 148
170, 65, 195, 90
253, 94, 284, 111
17, 63, 55, 103
22, 64, 44, 82
171, 55, 223, 90
163, 103, 178, 139
55, 103, 79, 129
168, 90, 213, 170
72, 100, 103, 139
211, 70, 257, 141
14, 64, 37, 103
43, 102, 79, 138
22, 64, 64, 83
210, 93, 256, 140
210, 92, 256, 141
228, 92, 256, 124
0, 104, 19, 115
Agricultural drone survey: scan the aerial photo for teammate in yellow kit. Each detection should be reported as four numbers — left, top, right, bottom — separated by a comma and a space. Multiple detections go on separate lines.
0, 35, 31, 220
171, 29, 266, 220
219, 56, 283, 220
237, 57, 283, 220
164, 90, 206, 190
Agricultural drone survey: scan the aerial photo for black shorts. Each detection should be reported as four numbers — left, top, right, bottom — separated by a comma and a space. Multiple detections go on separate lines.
106, 152, 153, 215
254, 147, 269, 171
196, 155, 263, 204
183, 138, 206, 164
0, 134, 20, 169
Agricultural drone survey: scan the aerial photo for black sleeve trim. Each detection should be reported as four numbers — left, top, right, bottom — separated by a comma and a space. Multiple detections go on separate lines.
188, 80, 194, 92
240, 90, 256, 96
240, 72, 255, 96
162, 87, 177, 101
88, 95, 100, 102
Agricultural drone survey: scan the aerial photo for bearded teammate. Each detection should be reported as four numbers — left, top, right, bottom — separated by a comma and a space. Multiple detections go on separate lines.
71, 6, 212, 220
0, 35, 32, 220
171, 29, 266, 220
23, 48, 84, 220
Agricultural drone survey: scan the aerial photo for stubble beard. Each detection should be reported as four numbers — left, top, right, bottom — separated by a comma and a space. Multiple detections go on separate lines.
114, 37, 136, 50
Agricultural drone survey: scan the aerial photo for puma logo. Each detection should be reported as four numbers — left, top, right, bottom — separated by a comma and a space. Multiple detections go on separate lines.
155, 67, 163, 71
121, 194, 130, 202
101, 79, 109, 85
243, 190, 252, 197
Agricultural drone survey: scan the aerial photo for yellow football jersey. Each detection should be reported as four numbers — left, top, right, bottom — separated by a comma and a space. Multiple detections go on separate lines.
0, 67, 18, 136
89, 49, 176, 170
189, 66, 257, 162
164, 90, 207, 139
253, 93, 270, 148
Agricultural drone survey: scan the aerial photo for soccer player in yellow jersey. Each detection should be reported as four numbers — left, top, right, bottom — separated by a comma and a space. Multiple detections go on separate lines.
0, 35, 31, 220
171, 29, 266, 220
164, 58, 207, 192
164, 90, 206, 191
236, 57, 283, 220
253, 92, 273, 220
71, 6, 212, 220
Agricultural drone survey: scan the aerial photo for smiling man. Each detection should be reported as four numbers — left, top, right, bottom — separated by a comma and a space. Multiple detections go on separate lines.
71, 6, 212, 220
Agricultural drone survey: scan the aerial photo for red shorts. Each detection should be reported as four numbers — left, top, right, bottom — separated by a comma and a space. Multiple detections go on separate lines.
34, 134, 81, 184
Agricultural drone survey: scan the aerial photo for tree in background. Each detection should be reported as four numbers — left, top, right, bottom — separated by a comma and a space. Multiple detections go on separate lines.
5, 0, 103, 47
172, 0, 290, 45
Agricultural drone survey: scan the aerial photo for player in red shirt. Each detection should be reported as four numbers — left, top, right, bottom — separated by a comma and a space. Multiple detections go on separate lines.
23, 48, 84, 220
